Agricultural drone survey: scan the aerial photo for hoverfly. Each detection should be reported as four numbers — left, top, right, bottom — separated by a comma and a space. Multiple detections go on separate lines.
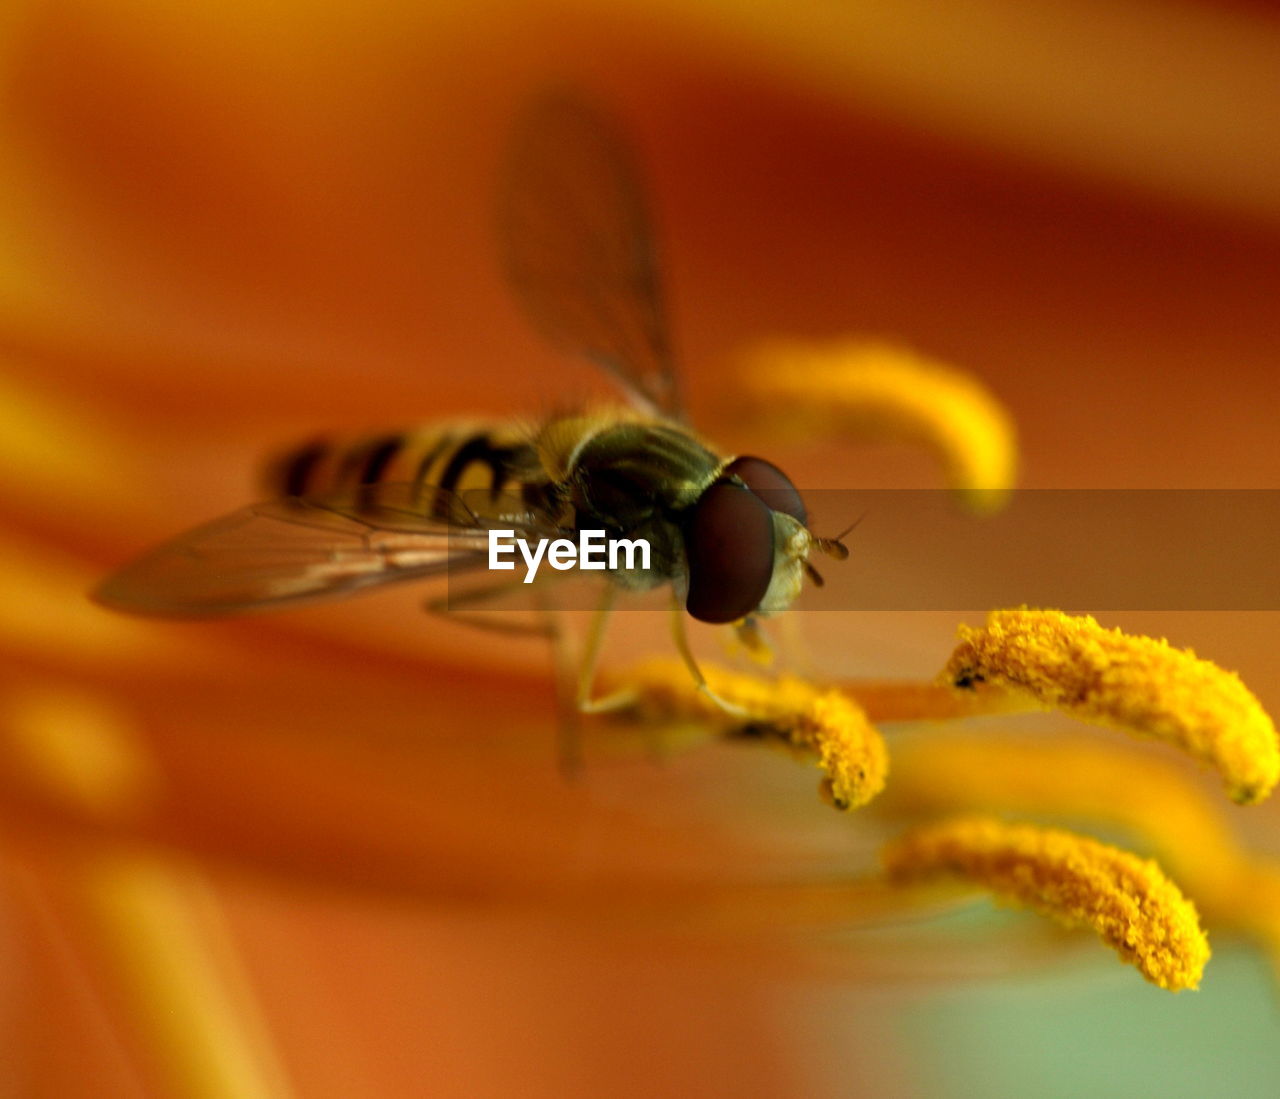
95, 93, 849, 719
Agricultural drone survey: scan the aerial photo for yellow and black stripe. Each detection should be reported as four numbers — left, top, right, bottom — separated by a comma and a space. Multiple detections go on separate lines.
264, 423, 545, 518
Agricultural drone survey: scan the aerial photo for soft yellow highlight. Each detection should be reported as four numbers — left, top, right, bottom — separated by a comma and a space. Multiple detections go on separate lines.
4, 686, 162, 820
0, 674, 291, 1096
884, 735, 1241, 897
613, 659, 889, 809
883, 816, 1210, 991
0, 365, 140, 513
0, 533, 203, 668
944, 609, 1280, 805
740, 339, 1016, 511
1234, 864, 1280, 977
78, 853, 295, 1099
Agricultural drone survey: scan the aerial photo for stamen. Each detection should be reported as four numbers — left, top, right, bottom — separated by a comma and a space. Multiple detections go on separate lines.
882, 734, 1280, 968
607, 659, 889, 810
944, 609, 1280, 805
884, 735, 1241, 890
737, 340, 1017, 512
883, 816, 1210, 991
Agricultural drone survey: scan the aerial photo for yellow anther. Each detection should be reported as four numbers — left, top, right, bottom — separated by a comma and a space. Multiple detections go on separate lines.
944, 609, 1279, 805
883, 816, 1210, 991
612, 659, 889, 810
740, 339, 1016, 511
883, 734, 1280, 973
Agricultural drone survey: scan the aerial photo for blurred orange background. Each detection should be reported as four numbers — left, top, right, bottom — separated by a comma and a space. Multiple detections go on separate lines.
2, 0, 1279, 1096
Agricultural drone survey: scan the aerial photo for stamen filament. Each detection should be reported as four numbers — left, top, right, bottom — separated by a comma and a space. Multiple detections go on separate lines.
842, 681, 1026, 724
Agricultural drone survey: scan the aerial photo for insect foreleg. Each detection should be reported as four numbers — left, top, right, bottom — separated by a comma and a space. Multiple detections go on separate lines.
669, 594, 752, 719
573, 586, 637, 714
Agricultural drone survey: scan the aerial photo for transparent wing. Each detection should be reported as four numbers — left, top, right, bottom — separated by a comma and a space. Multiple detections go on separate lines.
93, 484, 559, 617
499, 92, 683, 419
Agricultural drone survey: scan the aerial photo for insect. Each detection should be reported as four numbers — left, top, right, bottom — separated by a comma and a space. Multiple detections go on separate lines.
95, 93, 849, 718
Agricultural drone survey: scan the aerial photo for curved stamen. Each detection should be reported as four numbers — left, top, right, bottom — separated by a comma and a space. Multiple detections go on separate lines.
883, 815, 1210, 991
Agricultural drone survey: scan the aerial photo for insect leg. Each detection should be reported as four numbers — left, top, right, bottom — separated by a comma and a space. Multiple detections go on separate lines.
733, 615, 775, 665
573, 585, 638, 714
423, 580, 590, 773
546, 583, 662, 775
537, 593, 586, 777
531, 585, 628, 776
669, 594, 752, 718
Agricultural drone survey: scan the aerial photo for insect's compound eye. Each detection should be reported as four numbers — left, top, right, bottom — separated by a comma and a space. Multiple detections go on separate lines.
684, 481, 775, 624
723, 456, 808, 526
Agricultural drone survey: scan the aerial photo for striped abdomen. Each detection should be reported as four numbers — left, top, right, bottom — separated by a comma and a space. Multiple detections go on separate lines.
264, 423, 546, 517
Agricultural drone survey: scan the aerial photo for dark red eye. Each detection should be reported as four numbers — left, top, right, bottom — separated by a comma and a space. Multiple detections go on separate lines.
684, 481, 775, 624
724, 456, 807, 526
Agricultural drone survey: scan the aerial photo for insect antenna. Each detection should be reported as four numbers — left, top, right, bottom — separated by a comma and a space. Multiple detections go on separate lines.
813, 512, 866, 561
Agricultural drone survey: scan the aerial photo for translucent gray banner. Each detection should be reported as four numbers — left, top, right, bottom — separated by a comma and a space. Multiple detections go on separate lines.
447, 490, 1280, 612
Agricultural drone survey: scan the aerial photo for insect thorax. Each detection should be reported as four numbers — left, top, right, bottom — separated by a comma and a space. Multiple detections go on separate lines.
539, 416, 723, 585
